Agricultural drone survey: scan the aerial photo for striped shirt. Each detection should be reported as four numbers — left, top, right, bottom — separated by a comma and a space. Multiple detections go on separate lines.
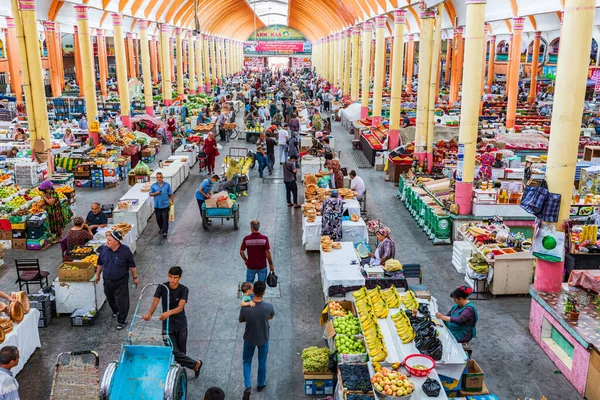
0, 367, 19, 400
241, 232, 270, 270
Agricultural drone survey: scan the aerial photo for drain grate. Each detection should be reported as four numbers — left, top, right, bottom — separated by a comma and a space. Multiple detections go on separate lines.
349, 150, 373, 169
262, 177, 284, 184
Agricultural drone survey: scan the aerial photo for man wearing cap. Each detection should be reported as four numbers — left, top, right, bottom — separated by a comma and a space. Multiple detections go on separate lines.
95, 230, 139, 330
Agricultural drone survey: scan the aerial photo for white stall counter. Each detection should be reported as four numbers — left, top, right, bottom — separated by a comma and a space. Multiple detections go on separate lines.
113, 183, 153, 239
0, 308, 41, 375
54, 274, 106, 315
302, 216, 368, 251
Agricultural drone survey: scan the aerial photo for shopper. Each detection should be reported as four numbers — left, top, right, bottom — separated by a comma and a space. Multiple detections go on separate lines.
240, 220, 274, 283
150, 172, 174, 238
283, 155, 300, 208
349, 170, 366, 201
400, 111, 411, 128
287, 132, 299, 162
86, 202, 108, 234
255, 133, 268, 179
239, 281, 275, 399
266, 132, 277, 176
289, 113, 300, 136
204, 132, 218, 175
312, 109, 323, 132
142, 266, 203, 377
435, 286, 479, 344
277, 125, 289, 164
65, 216, 93, 256
196, 175, 219, 219
40, 180, 71, 242
321, 190, 343, 241
323, 91, 331, 112
0, 346, 19, 400
95, 230, 139, 330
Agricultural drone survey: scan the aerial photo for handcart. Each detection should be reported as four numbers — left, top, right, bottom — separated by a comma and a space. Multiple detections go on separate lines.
222, 148, 251, 193
202, 202, 239, 230
50, 350, 100, 400
100, 284, 187, 400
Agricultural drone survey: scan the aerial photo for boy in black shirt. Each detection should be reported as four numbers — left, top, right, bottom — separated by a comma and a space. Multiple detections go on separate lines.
143, 266, 202, 377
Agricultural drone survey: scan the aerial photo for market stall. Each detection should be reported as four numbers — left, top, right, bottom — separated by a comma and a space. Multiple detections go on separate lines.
302, 216, 368, 251
112, 183, 153, 239
300, 156, 326, 180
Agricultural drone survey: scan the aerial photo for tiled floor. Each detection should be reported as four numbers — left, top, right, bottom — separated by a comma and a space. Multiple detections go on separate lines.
10, 111, 581, 399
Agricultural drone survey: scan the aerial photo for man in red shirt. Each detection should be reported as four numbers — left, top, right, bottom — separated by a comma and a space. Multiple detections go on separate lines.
240, 220, 274, 283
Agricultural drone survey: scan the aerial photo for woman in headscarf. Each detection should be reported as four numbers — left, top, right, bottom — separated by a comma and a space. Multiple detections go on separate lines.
369, 226, 396, 266
321, 190, 344, 241
435, 286, 478, 343
166, 114, 177, 138
65, 216, 93, 258
40, 180, 71, 241
311, 109, 323, 131
204, 132, 218, 175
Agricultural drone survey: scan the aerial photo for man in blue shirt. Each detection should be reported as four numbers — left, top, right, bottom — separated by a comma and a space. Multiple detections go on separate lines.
196, 175, 219, 218
85, 202, 108, 234
150, 172, 174, 238
0, 346, 19, 400
95, 230, 138, 330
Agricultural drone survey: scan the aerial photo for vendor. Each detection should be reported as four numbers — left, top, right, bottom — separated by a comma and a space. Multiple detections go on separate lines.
312, 109, 323, 131
13, 128, 27, 142
435, 286, 478, 344
321, 189, 343, 241
86, 202, 108, 234
65, 216, 93, 257
63, 128, 78, 147
40, 180, 70, 242
0, 147, 18, 159
368, 226, 396, 266
197, 107, 211, 124
79, 115, 89, 131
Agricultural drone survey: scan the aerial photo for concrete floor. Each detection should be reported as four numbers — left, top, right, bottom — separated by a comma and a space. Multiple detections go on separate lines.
7, 112, 582, 400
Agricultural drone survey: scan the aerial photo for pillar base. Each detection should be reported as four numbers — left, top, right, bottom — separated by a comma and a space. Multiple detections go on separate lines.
198, 86, 204, 94
506, 118, 515, 129
164, 99, 173, 106
121, 115, 131, 129
189, 90, 196, 95
455, 181, 474, 215
145, 106, 154, 116
414, 151, 426, 164
360, 106, 369, 119
426, 152, 434, 173
371, 116, 382, 127
534, 260, 564, 293
89, 132, 100, 148
388, 129, 400, 149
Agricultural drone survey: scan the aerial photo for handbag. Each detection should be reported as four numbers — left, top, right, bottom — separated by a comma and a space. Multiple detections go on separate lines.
520, 180, 549, 217
541, 192, 562, 223
532, 223, 565, 262
266, 271, 278, 288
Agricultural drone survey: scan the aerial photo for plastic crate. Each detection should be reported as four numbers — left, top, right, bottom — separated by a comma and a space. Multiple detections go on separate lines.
38, 312, 52, 328
71, 313, 96, 326
28, 294, 51, 311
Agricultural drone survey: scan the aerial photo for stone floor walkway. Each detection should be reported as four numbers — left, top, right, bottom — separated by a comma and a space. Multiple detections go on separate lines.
9, 112, 581, 399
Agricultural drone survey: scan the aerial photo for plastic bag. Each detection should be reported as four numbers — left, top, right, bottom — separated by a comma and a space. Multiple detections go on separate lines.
422, 378, 441, 397
169, 203, 175, 222
266, 271, 278, 288
531, 222, 565, 262
133, 161, 150, 175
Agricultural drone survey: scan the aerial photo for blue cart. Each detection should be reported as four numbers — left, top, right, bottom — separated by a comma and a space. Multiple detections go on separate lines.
202, 202, 239, 230
100, 284, 187, 400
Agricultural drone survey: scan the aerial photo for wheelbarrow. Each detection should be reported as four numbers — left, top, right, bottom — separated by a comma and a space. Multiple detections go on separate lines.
100, 284, 187, 400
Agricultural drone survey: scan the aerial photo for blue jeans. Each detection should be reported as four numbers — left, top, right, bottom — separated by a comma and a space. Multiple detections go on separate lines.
243, 341, 269, 388
278, 145, 288, 163
246, 267, 268, 283
256, 153, 268, 178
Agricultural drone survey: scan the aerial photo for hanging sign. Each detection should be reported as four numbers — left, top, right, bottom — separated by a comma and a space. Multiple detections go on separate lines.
89, 121, 99, 132
291, 58, 312, 69
248, 25, 307, 41
244, 57, 265, 69
593, 69, 600, 93
456, 144, 465, 182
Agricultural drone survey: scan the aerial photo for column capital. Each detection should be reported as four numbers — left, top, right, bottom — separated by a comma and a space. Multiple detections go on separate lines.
508, 33, 513, 40
408, 34, 414, 41
375, 15, 386, 28
454, 27, 463, 36
393, 9, 407, 24
74, 25, 79, 34
352, 25, 361, 35
203, 34, 209, 40
74, 4, 89, 19
489, 35, 496, 42
465, 0, 487, 4
5, 17, 15, 28
512, 16, 525, 31
126, 32, 132, 39
419, 9, 436, 19
96, 29, 105, 37
42, 21, 56, 31
534, 31, 542, 39
362, 21, 372, 32
18, 0, 36, 11
160, 24, 169, 33
174, 27, 182, 35
112, 13, 123, 26
560, 10, 564, 25
137, 20, 149, 30
196, 31, 202, 39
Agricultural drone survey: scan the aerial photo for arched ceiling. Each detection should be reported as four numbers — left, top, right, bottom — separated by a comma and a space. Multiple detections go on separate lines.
0, 0, 599, 43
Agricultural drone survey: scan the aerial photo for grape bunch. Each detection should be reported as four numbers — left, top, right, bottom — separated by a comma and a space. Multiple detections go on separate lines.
339, 363, 371, 392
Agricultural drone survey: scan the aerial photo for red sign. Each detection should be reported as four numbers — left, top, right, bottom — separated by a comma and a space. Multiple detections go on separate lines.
244, 57, 265, 69
253, 42, 304, 53
593, 68, 600, 93
291, 58, 312, 69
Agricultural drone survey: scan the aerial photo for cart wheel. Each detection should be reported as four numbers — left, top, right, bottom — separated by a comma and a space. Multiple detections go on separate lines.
229, 129, 239, 140
233, 209, 239, 230
100, 361, 118, 399
202, 214, 209, 230
164, 365, 187, 400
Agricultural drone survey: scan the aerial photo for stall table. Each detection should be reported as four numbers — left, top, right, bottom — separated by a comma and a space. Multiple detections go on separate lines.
174, 144, 198, 167
319, 242, 364, 298
88, 225, 137, 253
0, 308, 41, 375
112, 183, 153, 239
54, 274, 106, 315
302, 216, 368, 251
300, 156, 325, 180
150, 163, 184, 192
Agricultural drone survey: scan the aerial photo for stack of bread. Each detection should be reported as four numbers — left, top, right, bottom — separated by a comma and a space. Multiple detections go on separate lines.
303, 204, 317, 222
321, 236, 333, 252
351, 214, 360, 222
332, 242, 342, 250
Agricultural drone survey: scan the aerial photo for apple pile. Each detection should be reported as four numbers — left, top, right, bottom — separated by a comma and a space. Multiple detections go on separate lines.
371, 367, 415, 397
328, 301, 348, 317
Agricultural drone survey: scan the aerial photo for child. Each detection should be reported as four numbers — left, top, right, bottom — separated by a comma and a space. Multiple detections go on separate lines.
240, 282, 255, 307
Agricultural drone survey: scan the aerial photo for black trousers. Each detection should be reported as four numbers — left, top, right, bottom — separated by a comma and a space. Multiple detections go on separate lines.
285, 181, 298, 204
324, 101, 331, 111
155, 207, 170, 234
169, 326, 198, 370
103, 275, 129, 325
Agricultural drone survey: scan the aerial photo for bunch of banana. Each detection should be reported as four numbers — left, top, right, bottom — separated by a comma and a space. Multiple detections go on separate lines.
581, 225, 598, 242
391, 310, 415, 344
361, 313, 377, 332
383, 286, 401, 308
355, 294, 374, 323
367, 286, 389, 318
352, 287, 368, 301
364, 323, 388, 362
401, 290, 419, 311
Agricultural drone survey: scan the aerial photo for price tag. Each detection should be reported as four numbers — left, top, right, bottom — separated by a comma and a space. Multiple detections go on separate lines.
90, 121, 99, 132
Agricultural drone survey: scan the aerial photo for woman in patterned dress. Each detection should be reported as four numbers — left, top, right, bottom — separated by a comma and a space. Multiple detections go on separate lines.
40, 180, 69, 242
321, 190, 344, 241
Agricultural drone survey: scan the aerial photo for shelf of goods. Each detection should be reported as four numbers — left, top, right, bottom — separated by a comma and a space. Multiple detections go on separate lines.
471, 188, 530, 218
359, 126, 387, 167
456, 224, 534, 295
112, 183, 153, 239
564, 221, 600, 279
326, 288, 467, 399
398, 176, 452, 245
0, 308, 41, 375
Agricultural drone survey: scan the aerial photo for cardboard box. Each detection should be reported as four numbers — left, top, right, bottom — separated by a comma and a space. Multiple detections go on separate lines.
58, 262, 95, 282
304, 372, 334, 395
364, 265, 384, 279
414, 289, 432, 301
205, 191, 229, 208
0, 239, 11, 250
462, 360, 485, 392
459, 382, 489, 396
328, 300, 357, 319
0, 231, 11, 240
12, 239, 26, 250
217, 198, 233, 208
